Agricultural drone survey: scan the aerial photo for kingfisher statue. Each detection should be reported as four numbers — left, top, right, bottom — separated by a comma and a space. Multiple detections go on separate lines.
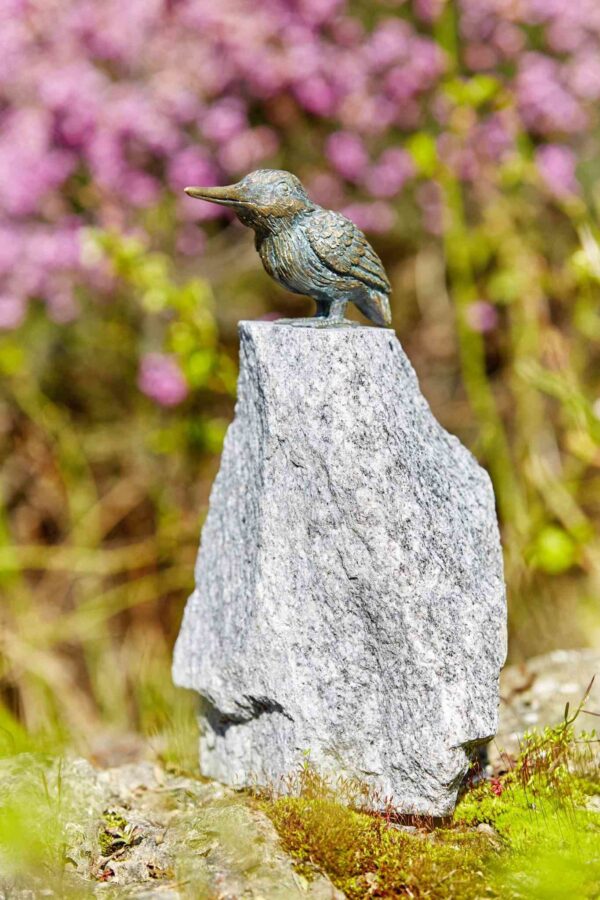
184, 169, 392, 328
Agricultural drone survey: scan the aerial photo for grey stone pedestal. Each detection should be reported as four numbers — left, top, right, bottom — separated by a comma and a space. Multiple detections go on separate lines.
173, 321, 506, 816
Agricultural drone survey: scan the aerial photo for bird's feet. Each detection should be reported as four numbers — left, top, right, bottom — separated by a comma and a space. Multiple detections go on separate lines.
275, 316, 360, 329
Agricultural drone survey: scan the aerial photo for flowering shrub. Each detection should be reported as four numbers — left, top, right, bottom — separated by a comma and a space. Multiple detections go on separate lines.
2, 0, 600, 322
138, 353, 188, 407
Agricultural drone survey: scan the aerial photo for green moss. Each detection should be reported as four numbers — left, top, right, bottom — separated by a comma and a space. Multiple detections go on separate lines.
260, 792, 495, 899
455, 719, 600, 898
257, 764, 498, 898
259, 721, 600, 900
98, 809, 140, 857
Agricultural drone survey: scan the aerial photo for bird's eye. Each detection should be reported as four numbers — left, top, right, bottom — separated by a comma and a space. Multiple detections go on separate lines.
279, 183, 291, 194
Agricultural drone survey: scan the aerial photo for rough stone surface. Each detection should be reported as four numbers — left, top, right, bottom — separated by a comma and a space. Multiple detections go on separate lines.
0, 755, 342, 898
173, 321, 507, 816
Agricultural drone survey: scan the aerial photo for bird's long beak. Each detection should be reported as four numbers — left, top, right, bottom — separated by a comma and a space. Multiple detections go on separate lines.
183, 183, 248, 206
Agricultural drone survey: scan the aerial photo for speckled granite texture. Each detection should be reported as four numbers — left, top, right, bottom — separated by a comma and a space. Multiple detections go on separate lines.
173, 321, 507, 815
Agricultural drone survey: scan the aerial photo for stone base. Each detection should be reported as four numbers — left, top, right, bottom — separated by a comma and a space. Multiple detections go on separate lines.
173, 322, 507, 816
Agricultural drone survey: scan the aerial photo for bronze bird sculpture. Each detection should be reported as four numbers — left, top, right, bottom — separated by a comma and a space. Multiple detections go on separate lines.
184, 169, 392, 328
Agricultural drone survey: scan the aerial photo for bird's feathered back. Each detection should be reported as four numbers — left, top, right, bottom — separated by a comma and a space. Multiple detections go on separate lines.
305, 209, 390, 293
305, 209, 392, 326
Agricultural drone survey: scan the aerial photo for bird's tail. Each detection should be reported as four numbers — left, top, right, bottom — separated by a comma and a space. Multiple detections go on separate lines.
360, 290, 392, 327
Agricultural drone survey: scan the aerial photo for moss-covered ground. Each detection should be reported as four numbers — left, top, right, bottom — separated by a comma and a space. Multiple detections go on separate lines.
0, 700, 599, 898
258, 713, 600, 899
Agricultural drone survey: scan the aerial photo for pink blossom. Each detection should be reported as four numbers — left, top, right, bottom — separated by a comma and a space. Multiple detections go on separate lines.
27, 224, 82, 271
297, 0, 344, 27
294, 77, 338, 116
568, 49, 600, 101
0, 295, 25, 329
0, 227, 23, 278
365, 20, 411, 70
325, 132, 369, 181
341, 201, 396, 234
517, 53, 587, 135
306, 173, 345, 208
365, 148, 414, 198
167, 147, 219, 193
0, 109, 74, 217
138, 353, 188, 407
476, 114, 514, 163
465, 44, 498, 71
338, 94, 397, 135
218, 127, 279, 175
125, 172, 161, 208
414, 0, 445, 24
466, 301, 498, 333
492, 23, 525, 58
416, 181, 444, 235
201, 99, 248, 143
535, 144, 579, 198
46, 285, 78, 323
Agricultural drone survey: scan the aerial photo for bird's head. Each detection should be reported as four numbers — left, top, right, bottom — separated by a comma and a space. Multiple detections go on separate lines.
184, 169, 313, 232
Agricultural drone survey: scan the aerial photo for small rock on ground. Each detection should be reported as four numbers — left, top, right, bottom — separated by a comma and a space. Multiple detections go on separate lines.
493, 648, 600, 767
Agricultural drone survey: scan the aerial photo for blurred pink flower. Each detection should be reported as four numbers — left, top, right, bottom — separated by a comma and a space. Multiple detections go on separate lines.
338, 93, 397, 135
306, 172, 345, 208
0, 109, 74, 217
464, 44, 498, 71
492, 23, 525, 59
138, 353, 188, 407
466, 301, 498, 333
365, 20, 411, 70
517, 53, 587, 135
568, 49, 600, 101
341, 201, 396, 234
294, 77, 337, 116
125, 172, 161, 208
27, 224, 82, 271
416, 181, 444, 235
0, 295, 25, 329
0, 226, 23, 278
218, 127, 279, 175
476, 114, 514, 162
535, 144, 579, 198
414, 0, 445, 24
365, 148, 415, 198
325, 131, 369, 181
46, 285, 78, 323
201, 99, 248, 143
167, 147, 219, 192
384, 51, 442, 104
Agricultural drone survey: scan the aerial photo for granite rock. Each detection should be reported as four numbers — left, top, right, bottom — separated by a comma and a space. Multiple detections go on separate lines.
173, 321, 507, 816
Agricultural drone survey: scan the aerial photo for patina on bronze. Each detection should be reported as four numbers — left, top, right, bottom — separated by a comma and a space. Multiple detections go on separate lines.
184, 169, 392, 327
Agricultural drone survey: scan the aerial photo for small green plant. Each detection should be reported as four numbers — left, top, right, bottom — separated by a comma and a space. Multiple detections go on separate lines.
98, 809, 141, 857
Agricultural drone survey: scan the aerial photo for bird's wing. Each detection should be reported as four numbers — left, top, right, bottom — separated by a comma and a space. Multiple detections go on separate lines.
304, 209, 391, 294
